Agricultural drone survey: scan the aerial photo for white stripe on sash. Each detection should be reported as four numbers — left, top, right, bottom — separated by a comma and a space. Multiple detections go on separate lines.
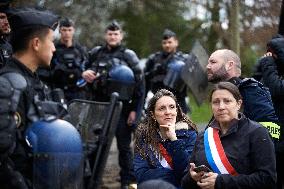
207, 127, 229, 174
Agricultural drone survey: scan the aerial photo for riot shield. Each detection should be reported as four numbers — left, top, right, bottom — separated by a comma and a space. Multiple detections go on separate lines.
181, 40, 210, 106
33, 152, 84, 189
65, 93, 122, 189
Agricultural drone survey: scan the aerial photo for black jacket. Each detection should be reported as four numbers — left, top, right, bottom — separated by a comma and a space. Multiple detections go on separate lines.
181, 114, 277, 189
0, 58, 48, 188
0, 35, 12, 69
87, 45, 143, 113
52, 41, 88, 88
259, 56, 284, 147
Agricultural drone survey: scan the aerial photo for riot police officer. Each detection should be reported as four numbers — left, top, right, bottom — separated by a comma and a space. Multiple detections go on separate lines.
144, 29, 190, 114
82, 20, 143, 189
0, 1, 12, 69
50, 18, 89, 102
0, 8, 70, 188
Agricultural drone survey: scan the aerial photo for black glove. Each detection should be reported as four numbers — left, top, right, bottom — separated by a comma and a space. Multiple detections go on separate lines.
252, 59, 263, 81
258, 56, 277, 73
267, 34, 284, 62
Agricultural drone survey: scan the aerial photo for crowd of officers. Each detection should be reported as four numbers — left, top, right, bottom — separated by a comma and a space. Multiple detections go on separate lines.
0, 6, 191, 189
0, 4, 284, 189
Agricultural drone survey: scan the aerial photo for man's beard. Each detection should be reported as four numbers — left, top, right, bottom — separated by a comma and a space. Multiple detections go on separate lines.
208, 65, 230, 83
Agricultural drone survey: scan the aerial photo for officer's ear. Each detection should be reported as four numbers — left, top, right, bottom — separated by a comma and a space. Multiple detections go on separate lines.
175, 39, 179, 47
119, 30, 124, 40
30, 37, 41, 52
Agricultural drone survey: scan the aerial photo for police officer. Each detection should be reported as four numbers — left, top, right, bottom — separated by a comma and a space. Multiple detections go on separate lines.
82, 20, 143, 189
144, 29, 190, 114
0, 1, 12, 68
257, 35, 284, 189
50, 18, 88, 102
0, 8, 64, 188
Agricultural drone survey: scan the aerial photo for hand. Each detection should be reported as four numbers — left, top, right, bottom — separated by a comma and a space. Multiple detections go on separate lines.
127, 111, 136, 126
197, 172, 218, 189
189, 163, 207, 182
159, 123, 177, 141
258, 52, 277, 72
82, 70, 96, 83
262, 52, 273, 58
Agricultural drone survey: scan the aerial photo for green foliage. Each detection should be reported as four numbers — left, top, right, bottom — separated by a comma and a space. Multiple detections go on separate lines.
11, 0, 279, 76
109, 1, 196, 58
188, 93, 212, 125
240, 46, 259, 77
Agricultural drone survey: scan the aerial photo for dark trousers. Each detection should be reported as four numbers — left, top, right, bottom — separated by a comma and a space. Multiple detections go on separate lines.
115, 114, 136, 185
276, 152, 284, 189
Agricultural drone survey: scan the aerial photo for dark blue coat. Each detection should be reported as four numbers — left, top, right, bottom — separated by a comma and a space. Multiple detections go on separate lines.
228, 77, 280, 141
134, 128, 197, 188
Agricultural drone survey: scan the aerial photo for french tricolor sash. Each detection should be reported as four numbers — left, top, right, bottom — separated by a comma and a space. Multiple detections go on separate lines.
159, 143, 173, 169
204, 127, 238, 176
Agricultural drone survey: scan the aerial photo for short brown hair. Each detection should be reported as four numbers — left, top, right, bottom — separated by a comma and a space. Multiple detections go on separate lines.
209, 82, 242, 102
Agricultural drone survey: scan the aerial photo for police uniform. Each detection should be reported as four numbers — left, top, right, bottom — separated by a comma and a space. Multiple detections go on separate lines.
145, 50, 190, 113
144, 29, 190, 114
0, 3, 12, 69
0, 34, 12, 68
87, 26, 144, 186
51, 40, 88, 101
0, 8, 66, 188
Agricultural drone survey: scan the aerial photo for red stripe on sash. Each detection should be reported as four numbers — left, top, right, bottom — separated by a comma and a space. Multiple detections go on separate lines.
159, 143, 173, 169
212, 128, 238, 176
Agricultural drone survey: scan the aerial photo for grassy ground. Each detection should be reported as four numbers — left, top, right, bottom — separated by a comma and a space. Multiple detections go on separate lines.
188, 93, 212, 125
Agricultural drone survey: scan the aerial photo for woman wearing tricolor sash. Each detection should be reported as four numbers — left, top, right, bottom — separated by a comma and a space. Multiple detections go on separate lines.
182, 82, 277, 189
133, 89, 197, 188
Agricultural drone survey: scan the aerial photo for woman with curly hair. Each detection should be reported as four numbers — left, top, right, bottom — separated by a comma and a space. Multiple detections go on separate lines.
134, 89, 197, 188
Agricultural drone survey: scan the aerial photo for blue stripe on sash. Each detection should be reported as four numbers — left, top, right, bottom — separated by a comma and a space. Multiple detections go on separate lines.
204, 129, 220, 174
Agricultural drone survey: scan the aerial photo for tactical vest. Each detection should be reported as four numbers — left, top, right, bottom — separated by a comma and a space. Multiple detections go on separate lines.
0, 38, 12, 69
52, 45, 86, 89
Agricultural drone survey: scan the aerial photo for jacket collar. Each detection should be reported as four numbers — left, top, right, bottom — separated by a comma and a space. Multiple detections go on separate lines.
209, 113, 245, 137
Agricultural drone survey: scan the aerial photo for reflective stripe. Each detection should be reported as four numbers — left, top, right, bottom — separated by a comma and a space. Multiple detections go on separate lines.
259, 122, 280, 139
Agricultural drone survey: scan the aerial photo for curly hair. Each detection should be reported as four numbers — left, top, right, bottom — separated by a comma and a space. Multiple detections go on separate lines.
135, 89, 197, 164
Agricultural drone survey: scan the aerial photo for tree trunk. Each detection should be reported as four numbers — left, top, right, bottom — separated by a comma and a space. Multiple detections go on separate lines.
229, 0, 240, 55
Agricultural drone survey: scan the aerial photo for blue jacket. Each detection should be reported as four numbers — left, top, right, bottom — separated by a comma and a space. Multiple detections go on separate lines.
228, 77, 280, 140
229, 77, 278, 123
134, 128, 197, 188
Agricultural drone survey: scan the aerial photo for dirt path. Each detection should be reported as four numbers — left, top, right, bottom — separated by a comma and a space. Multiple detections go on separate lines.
100, 138, 121, 189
